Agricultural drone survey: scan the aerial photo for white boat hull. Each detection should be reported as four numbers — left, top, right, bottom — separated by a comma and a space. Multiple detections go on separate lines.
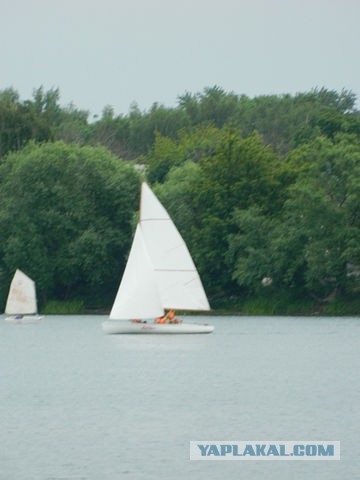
102, 320, 214, 334
5, 315, 44, 324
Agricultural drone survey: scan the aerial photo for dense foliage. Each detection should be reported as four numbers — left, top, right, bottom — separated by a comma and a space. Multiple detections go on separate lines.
1, 85, 360, 313
0, 142, 139, 307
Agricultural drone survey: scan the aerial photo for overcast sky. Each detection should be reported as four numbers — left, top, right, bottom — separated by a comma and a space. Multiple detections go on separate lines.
1, 0, 359, 117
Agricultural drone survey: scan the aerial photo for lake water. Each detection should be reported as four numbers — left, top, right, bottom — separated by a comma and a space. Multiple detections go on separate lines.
0, 314, 359, 480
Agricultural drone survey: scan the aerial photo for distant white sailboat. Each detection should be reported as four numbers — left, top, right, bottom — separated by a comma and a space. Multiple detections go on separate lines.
4, 269, 44, 323
102, 182, 214, 334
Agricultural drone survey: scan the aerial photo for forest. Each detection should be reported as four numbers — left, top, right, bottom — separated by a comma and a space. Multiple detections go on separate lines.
1, 85, 360, 314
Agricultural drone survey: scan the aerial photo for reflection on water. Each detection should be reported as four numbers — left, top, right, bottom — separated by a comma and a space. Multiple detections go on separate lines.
0, 314, 359, 480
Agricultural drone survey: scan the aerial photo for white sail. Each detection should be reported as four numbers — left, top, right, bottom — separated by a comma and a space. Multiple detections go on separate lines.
110, 224, 164, 320
140, 182, 210, 311
109, 182, 210, 322
5, 269, 38, 315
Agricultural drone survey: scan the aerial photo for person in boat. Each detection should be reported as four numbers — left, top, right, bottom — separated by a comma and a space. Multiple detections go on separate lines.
155, 310, 179, 324
156, 315, 166, 324
156, 311, 173, 324
167, 310, 180, 323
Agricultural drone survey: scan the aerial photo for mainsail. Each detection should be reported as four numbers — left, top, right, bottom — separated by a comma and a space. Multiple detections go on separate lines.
140, 182, 210, 311
5, 269, 38, 315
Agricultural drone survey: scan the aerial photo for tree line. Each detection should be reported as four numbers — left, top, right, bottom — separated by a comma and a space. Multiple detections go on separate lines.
1, 85, 360, 313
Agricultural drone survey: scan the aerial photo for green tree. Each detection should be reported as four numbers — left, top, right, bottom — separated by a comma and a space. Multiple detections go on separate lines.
190, 128, 282, 298
145, 125, 221, 184
0, 86, 73, 158
178, 85, 239, 127
284, 134, 360, 298
0, 88, 52, 157
228, 134, 360, 301
54, 103, 90, 145
227, 207, 279, 292
127, 102, 190, 156
0, 141, 139, 308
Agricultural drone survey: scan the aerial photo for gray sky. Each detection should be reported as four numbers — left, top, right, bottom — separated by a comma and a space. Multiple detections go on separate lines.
1, 0, 359, 117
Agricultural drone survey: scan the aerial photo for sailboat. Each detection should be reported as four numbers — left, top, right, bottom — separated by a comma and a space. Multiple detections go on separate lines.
4, 269, 44, 323
102, 182, 214, 334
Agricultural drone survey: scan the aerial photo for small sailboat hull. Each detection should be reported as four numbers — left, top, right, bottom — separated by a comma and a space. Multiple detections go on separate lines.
102, 320, 214, 334
5, 315, 44, 324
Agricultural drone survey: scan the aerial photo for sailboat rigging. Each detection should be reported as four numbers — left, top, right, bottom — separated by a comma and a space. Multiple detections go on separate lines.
102, 182, 214, 334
